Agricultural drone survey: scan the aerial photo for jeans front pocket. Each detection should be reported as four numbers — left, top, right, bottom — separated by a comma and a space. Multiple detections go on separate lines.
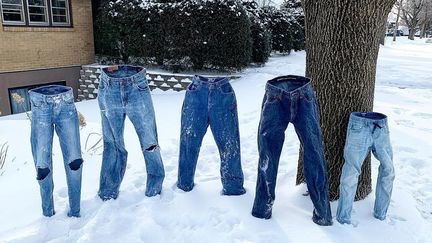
219, 83, 234, 95
135, 80, 149, 91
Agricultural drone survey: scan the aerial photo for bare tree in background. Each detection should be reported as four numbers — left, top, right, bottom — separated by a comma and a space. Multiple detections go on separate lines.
393, 0, 404, 41
401, 0, 425, 40
297, 0, 396, 201
419, 0, 432, 38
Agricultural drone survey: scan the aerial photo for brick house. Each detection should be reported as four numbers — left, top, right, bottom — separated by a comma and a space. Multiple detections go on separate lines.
0, 0, 94, 116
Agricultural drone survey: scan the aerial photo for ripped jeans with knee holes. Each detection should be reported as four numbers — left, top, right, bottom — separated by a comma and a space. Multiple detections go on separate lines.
29, 85, 83, 217
97, 66, 165, 200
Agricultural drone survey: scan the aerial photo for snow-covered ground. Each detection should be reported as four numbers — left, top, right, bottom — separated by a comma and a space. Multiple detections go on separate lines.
0, 37, 431, 242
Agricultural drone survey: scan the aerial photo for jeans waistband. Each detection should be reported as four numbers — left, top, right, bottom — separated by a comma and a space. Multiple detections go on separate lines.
349, 112, 388, 127
29, 85, 74, 104
192, 75, 230, 87
265, 75, 314, 98
100, 65, 147, 85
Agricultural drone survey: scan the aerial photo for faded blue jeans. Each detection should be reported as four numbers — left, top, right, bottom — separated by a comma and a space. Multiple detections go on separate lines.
177, 75, 246, 195
29, 85, 83, 217
98, 66, 165, 200
337, 112, 395, 224
252, 75, 332, 226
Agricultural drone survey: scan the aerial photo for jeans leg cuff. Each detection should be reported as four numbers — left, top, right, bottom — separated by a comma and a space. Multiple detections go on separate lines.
373, 213, 386, 221
312, 215, 333, 226
251, 210, 272, 219
98, 190, 119, 201
222, 187, 246, 196
177, 182, 194, 192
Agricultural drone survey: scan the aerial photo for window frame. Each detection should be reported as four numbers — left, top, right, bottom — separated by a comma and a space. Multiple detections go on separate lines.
0, 0, 72, 27
50, 0, 70, 26
0, 0, 26, 25
26, 0, 49, 26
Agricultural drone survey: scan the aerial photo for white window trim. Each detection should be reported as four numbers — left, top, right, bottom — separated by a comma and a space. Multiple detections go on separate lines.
0, 0, 26, 25
26, 0, 49, 25
50, 0, 69, 26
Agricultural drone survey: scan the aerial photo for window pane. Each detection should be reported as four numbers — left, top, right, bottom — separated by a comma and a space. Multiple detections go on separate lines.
52, 8, 65, 16
53, 15, 66, 23
3, 12, 22, 21
51, 0, 65, 8
2, 0, 22, 4
29, 14, 45, 22
28, 6, 45, 14
9, 89, 31, 114
27, 0, 45, 6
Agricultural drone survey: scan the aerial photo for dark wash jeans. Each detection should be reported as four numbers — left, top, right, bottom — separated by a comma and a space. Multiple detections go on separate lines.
98, 66, 165, 200
252, 75, 332, 226
29, 85, 83, 217
337, 112, 395, 224
177, 75, 246, 195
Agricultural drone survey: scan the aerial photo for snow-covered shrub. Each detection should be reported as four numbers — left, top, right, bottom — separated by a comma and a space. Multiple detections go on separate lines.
95, 0, 252, 71
262, 6, 295, 54
242, 0, 272, 63
94, 0, 144, 63
281, 0, 305, 51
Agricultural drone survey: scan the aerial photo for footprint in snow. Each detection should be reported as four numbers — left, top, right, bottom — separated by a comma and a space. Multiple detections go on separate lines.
386, 215, 407, 225
57, 187, 68, 199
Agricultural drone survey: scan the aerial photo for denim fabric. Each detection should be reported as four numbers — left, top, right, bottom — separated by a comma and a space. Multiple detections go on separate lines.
252, 75, 332, 226
177, 75, 246, 195
29, 85, 83, 217
337, 112, 395, 224
98, 66, 165, 200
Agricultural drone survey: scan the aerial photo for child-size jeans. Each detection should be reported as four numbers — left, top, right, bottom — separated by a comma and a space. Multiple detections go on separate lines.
98, 66, 165, 200
177, 75, 246, 195
29, 85, 83, 217
252, 75, 332, 226
337, 112, 395, 224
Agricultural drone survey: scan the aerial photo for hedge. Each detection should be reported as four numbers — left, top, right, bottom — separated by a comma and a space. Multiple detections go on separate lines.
95, 0, 252, 71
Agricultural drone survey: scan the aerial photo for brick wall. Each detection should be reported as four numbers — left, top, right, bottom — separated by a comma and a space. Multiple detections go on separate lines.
0, 0, 95, 72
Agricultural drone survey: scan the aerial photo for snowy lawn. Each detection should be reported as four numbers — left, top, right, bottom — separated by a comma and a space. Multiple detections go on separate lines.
0, 37, 431, 242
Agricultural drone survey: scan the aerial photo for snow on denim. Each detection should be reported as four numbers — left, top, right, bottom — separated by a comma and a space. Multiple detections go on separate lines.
29, 85, 83, 217
252, 75, 332, 226
337, 112, 395, 224
97, 66, 165, 200
177, 75, 246, 195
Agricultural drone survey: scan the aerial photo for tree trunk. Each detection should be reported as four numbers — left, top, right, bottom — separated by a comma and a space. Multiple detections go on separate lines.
297, 0, 395, 201
380, 19, 387, 45
393, 1, 402, 42
408, 28, 416, 40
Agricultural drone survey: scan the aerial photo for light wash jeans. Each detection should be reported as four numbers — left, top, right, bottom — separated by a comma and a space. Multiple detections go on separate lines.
177, 75, 245, 195
98, 66, 165, 200
251, 75, 332, 226
337, 112, 395, 224
29, 85, 83, 217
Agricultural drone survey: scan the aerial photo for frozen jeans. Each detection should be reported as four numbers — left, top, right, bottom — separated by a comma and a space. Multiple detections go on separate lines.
337, 112, 395, 224
177, 75, 246, 195
252, 75, 332, 226
98, 66, 165, 200
29, 85, 83, 217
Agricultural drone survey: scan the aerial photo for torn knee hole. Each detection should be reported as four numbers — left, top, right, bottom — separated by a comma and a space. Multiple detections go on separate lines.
37, 168, 50, 180
69, 159, 83, 171
145, 144, 158, 152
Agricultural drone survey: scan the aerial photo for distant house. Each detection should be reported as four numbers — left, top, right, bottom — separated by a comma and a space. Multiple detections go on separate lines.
0, 0, 94, 116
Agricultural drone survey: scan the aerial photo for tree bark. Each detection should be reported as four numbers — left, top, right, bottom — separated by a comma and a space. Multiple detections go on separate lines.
297, 0, 396, 201
409, 28, 416, 39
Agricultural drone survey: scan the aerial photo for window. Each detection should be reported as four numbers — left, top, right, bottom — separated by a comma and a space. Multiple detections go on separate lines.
0, 0, 71, 26
26, 0, 48, 24
0, 0, 25, 24
8, 81, 66, 114
50, 0, 69, 25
